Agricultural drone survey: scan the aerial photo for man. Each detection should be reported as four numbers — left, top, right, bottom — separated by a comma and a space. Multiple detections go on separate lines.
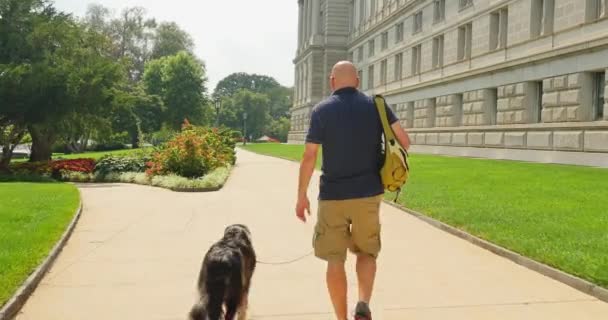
295, 61, 410, 320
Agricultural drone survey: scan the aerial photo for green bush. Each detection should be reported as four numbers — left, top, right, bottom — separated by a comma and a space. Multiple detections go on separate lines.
94, 155, 150, 176
147, 121, 236, 178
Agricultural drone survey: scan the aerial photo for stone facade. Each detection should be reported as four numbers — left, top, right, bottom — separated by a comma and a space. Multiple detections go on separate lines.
541, 73, 594, 122
497, 82, 541, 125
413, 98, 435, 128
435, 94, 463, 127
289, 0, 608, 162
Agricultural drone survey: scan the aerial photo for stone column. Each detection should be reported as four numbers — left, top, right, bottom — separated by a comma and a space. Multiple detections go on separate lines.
311, 0, 320, 36
298, 0, 304, 49
302, 0, 309, 46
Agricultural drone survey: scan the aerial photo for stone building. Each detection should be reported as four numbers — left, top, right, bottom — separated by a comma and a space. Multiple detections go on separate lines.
290, 0, 608, 166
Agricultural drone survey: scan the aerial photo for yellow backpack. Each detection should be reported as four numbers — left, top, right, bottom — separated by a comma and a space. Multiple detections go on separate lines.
374, 95, 410, 201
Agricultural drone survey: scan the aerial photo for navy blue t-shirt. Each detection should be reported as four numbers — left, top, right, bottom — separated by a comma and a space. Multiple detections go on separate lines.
306, 87, 398, 201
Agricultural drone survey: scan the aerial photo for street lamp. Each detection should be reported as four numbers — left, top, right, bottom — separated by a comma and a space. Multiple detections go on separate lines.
214, 98, 222, 127
243, 112, 248, 146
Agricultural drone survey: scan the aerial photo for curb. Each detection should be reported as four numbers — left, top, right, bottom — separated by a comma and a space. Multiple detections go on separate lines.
383, 200, 608, 304
0, 195, 83, 320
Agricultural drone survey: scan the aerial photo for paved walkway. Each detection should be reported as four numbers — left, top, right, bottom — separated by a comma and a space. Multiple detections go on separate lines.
16, 150, 608, 319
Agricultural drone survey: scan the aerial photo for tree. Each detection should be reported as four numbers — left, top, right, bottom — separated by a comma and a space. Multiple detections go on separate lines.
266, 117, 291, 142
151, 22, 194, 59
144, 52, 209, 130
230, 89, 270, 139
213, 73, 281, 99
112, 85, 164, 148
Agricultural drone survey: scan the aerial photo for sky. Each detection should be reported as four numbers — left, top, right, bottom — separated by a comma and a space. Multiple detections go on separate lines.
52, 0, 298, 92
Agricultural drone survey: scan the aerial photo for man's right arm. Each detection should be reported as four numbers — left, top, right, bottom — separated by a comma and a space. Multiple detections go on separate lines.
391, 122, 411, 151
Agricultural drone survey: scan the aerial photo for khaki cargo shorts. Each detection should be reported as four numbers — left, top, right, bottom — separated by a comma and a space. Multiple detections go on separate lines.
313, 195, 382, 262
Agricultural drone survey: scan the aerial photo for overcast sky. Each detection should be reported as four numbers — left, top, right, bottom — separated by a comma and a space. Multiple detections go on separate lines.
52, 0, 298, 92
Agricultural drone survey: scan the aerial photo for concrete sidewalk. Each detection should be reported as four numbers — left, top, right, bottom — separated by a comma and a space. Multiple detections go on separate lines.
16, 149, 608, 319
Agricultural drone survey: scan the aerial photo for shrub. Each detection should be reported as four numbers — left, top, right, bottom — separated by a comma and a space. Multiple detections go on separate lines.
147, 121, 236, 178
95, 155, 150, 176
10, 159, 95, 177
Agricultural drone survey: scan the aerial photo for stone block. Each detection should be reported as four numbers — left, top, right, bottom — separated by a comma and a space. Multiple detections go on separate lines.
427, 133, 439, 145
510, 97, 525, 109
553, 131, 583, 151
484, 132, 504, 146
543, 92, 559, 107
437, 96, 446, 105
452, 133, 467, 145
560, 89, 580, 105
584, 131, 608, 152
497, 113, 505, 124
463, 103, 473, 113
497, 86, 505, 98
468, 132, 484, 146
554, 76, 567, 89
541, 109, 552, 122
472, 102, 484, 113
567, 73, 581, 88
527, 132, 552, 149
476, 114, 485, 125
567, 106, 580, 121
505, 132, 526, 148
515, 83, 525, 95
506, 85, 515, 96
553, 107, 567, 122
497, 99, 509, 111
543, 79, 553, 91
439, 133, 452, 145
514, 111, 524, 123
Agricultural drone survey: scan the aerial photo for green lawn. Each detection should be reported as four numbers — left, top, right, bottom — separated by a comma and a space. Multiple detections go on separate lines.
241, 143, 608, 288
0, 182, 80, 306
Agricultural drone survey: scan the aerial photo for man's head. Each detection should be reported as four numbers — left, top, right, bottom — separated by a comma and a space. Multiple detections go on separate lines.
330, 61, 359, 92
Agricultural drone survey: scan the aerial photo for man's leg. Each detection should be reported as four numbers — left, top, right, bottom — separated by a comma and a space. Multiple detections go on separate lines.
314, 200, 350, 320
356, 254, 377, 303
327, 261, 348, 320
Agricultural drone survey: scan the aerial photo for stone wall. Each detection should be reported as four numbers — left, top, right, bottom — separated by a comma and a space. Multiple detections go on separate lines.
497, 82, 541, 125
410, 127, 608, 152
435, 94, 463, 127
413, 98, 436, 128
463, 89, 497, 126
541, 73, 594, 122
394, 102, 414, 128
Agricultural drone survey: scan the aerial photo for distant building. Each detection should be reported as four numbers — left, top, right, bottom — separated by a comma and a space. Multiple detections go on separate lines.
290, 0, 608, 166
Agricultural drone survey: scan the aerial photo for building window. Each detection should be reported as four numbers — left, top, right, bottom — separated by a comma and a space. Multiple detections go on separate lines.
381, 32, 389, 50
395, 53, 403, 81
535, 81, 544, 122
413, 11, 423, 34
490, 8, 508, 50
371, 0, 377, 17
368, 39, 375, 57
359, 0, 365, 24
348, 51, 354, 62
458, 23, 472, 60
380, 59, 388, 85
358, 69, 363, 85
434, 0, 446, 22
432, 35, 444, 69
594, 72, 606, 120
460, 0, 474, 10
532, 0, 555, 37
587, 0, 607, 21
357, 46, 364, 62
411, 44, 422, 75
396, 22, 404, 43
368, 65, 375, 89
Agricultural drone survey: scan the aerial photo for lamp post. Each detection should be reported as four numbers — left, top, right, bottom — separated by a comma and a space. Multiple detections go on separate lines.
243, 112, 248, 146
214, 98, 222, 127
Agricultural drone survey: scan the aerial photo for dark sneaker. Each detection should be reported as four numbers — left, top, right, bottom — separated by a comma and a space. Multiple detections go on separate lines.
354, 301, 372, 320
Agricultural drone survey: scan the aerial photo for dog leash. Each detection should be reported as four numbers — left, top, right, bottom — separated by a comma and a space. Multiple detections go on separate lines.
256, 251, 314, 265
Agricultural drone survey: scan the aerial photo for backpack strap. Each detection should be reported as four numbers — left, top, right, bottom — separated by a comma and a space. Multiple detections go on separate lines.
374, 95, 396, 142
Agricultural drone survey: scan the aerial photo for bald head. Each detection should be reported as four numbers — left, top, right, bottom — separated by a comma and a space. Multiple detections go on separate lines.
330, 61, 359, 92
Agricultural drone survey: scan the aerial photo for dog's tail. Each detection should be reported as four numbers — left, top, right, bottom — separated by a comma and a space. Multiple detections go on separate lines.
205, 253, 244, 320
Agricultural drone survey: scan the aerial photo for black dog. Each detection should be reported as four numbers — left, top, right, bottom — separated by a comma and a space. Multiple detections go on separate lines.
190, 224, 256, 320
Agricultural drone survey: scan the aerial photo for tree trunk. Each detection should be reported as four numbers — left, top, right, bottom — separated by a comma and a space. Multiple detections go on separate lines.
0, 145, 13, 171
130, 131, 140, 149
29, 125, 55, 162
